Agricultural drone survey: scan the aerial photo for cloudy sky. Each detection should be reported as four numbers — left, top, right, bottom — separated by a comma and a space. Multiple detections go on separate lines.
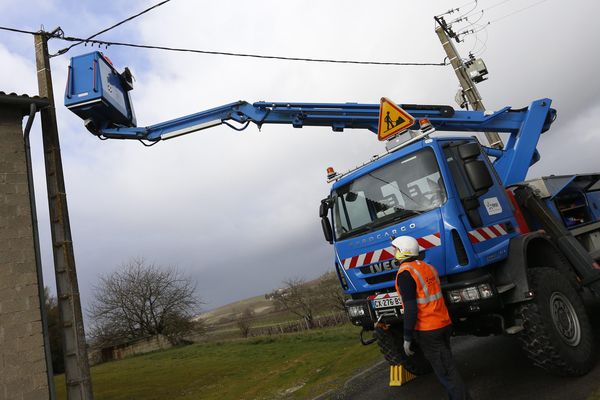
1, 0, 599, 314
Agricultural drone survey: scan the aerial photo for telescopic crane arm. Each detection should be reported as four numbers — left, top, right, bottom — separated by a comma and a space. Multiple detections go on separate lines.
64, 51, 556, 186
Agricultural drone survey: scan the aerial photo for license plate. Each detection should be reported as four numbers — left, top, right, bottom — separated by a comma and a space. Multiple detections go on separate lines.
373, 296, 403, 309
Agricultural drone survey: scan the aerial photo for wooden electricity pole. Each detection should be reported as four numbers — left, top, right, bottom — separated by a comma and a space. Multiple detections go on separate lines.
34, 30, 94, 400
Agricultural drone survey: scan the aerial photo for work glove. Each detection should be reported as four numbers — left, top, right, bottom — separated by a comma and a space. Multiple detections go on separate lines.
403, 340, 414, 356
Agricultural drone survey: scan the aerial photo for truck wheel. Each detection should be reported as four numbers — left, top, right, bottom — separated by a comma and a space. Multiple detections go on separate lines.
374, 325, 432, 375
516, 267, 596, 376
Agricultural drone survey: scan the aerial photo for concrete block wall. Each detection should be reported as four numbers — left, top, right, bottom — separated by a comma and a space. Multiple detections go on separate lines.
0, 107, 50, 400
111, 335, 172, 361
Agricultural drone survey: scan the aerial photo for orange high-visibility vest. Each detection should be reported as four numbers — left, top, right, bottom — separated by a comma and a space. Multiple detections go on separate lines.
395, 260, 451, 331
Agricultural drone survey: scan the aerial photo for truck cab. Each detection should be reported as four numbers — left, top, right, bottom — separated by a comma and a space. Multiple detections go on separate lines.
324, 131, 600, 377
325, 135, 520, 331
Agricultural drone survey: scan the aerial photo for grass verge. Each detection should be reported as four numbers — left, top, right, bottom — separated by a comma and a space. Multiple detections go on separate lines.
54, 324, 381, 400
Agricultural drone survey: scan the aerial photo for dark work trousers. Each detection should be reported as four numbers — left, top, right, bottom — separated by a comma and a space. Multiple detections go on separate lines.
415, 325, 472, 400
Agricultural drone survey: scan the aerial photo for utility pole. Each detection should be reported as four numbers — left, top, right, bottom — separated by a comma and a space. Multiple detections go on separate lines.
34, 30, 94, 400
434, 16, 503, 149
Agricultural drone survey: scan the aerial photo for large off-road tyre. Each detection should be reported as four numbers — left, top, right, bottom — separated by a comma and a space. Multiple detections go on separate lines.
374, 325, 432, 375
516, 267, 596, 376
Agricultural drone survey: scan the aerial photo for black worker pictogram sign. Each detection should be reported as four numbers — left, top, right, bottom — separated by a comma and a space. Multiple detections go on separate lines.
377, 97, 416, 141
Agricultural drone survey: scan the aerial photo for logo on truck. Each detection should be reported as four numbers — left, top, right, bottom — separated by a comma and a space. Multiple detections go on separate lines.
348, 224, 417, 247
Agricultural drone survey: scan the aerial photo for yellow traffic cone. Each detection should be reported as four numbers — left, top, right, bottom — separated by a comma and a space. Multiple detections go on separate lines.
389, 364, 417, 386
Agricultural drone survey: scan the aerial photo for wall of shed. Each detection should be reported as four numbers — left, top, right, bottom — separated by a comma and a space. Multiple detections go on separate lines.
0, 107, 49, 400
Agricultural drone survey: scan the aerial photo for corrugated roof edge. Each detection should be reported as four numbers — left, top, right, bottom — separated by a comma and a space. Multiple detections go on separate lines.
0, 91, 50, 116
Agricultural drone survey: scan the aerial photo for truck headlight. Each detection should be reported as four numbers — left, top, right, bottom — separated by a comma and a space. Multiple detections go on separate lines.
347, 305, 366, 318
478, 283, 494, 299
447, 283, 494, 303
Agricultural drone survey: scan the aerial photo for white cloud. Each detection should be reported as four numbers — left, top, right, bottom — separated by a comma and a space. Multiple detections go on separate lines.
0, 42, 37, 93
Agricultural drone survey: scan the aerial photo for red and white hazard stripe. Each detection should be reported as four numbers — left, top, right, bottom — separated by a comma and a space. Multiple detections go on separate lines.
416, 233, 442, 250
367, 292, 400, 300
468, 223, 508, 244
341, 233, 441, 270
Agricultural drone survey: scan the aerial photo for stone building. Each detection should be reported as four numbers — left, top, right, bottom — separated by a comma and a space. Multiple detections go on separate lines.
0, 92, 51, 400
88, 335, 173, 366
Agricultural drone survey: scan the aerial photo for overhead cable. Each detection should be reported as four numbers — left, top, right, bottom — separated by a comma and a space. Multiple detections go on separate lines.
447, 0, 479, 25
51, 0, 173, 57
488, 0, 549, 24
457, 0, 550, 40
435, 0, 477, 17
0, 25, 446, 66
55, 35, 448, 66
482, 0, 514, 12
0, 26, 39, 35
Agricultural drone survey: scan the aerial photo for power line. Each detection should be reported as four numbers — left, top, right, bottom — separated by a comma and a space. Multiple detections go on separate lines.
0, 24, 446, 67
445, 0, 524, 41
453, 0, 512, 39
435, 0, 477, 17
55, 35, 448, 66
0, 26, 38, 35
447, 0, 479, 25
468, 23, 489, 56
457, 0, 550, 40
460, 12, 486, 33
489, 0, 549, 24
51, 0, 173, 57
482, 0, 514, 12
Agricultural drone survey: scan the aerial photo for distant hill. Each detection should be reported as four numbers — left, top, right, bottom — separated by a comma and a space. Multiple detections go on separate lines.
195, 272, 345, 339
197, 294, 276, 326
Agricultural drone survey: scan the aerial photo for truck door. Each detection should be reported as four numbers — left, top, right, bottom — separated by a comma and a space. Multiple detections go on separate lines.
442, 140, 517, 267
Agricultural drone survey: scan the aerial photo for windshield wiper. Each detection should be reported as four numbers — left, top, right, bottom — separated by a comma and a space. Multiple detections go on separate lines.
338, 225, 372, 239
369, 209, 422, 230
338, 209, 423, 240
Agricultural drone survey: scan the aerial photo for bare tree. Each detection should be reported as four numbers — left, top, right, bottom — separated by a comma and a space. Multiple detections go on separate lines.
88, 258, 202, 346
317, 271, 348, 312
236, 307, 254, 338
268, 278, 319, 329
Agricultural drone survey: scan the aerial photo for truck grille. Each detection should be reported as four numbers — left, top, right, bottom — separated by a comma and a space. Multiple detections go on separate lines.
375, 307, 402, 320
365, 271, 397, 285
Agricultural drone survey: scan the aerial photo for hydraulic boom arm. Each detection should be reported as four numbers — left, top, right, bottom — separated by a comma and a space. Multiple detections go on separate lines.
64, 51, 556, 185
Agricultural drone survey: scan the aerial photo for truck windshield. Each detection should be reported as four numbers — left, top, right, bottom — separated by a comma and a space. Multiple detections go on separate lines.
333, 148, 446, 240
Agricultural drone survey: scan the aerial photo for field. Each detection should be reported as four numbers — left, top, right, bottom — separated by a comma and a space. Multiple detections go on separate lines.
54, 325, 382, 400
195, 275, 345, 341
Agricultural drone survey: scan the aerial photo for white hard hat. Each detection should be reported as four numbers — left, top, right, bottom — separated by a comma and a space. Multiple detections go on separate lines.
391, 236, 420, 260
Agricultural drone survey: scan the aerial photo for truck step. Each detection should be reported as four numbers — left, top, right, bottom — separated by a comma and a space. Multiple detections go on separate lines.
497, 283, 516, 294
505, 325, 524, 334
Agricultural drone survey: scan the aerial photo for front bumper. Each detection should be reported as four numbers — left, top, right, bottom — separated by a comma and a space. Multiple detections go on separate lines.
345, 296, 404, 328
346, 275, 503, 327
443, 274, 502, 318
345, 299, 377, 328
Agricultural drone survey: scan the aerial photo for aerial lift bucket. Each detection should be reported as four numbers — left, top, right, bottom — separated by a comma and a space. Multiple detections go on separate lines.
65, 51, 137, 132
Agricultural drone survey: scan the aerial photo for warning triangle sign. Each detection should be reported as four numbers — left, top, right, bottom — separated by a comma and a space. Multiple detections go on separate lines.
377, 97, 416, 141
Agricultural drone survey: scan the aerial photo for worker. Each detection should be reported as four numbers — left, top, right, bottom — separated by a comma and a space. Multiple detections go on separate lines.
392, 235, 472, 400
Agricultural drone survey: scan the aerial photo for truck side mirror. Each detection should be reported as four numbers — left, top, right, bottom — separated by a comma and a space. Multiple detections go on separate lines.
321, 217, 333, 244
458, 142, 493, 194
319, 200, 329, 218
458, 142, 480, 160
319, 197, 333, 243
464, 160, 493, 193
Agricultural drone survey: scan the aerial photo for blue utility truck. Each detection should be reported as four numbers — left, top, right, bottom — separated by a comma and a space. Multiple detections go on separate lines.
65, 51, 600, 376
